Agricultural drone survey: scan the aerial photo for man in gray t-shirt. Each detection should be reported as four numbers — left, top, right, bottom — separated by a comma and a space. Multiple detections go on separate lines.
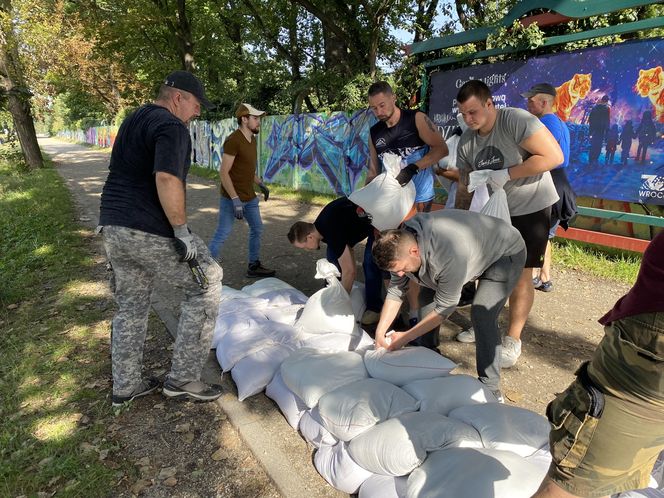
455, 80, 563, 368
372, 209, 526, 397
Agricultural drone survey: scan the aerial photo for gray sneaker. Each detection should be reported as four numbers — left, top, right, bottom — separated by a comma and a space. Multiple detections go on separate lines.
112, 376, 160, 407
162, 380, 223, 402
491, 389, 505, 404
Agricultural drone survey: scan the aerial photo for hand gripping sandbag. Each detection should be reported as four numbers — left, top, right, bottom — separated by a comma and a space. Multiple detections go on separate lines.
468, 170, 510, 223
402, 374, 498, 416
363, 347, 456, 386
448, 403, 551, 458
295, 259, 356, 335
406, 447, 547, 498
347, 412, 482, 476
280, 348, 368, 408
349, 152, 416, 231
317, 378, 420, 441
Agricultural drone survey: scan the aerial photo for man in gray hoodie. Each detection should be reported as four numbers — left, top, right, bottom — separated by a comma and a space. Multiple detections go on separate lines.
372, 209, 526, 398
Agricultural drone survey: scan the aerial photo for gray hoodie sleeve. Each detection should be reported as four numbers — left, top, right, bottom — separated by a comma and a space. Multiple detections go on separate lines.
386, 273, 409, 303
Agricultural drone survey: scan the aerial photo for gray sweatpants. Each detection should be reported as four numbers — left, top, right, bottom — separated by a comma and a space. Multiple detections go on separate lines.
102, 225, 222, 396
471, 249, 526, 392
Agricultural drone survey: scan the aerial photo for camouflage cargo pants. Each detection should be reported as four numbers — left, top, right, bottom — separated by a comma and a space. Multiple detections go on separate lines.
102, 225, 222, 397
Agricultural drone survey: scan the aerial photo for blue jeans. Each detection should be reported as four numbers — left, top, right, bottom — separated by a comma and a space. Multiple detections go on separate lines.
326, 232, 383, 313
208, 196, 263, 263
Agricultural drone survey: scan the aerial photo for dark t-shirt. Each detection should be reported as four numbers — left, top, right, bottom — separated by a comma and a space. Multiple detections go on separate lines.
221, 129, 258, 202
99, 104, 192, 238
314, 197, 372, 259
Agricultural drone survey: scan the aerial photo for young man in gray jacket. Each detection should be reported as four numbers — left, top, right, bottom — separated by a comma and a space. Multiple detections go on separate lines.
372, 209, 526, 398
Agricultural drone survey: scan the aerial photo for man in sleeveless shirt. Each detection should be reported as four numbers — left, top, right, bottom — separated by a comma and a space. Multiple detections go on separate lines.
455, 80, 563, 368
208, 103, 275, 278
366, 81, 448, 343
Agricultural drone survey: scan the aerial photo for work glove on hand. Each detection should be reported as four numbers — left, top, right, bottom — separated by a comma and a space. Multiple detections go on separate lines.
488, 169, 511, 190
232, 197, 244, 220
173, 224, 197, 262
258, 182, 270, 201
395, 163, 419, 187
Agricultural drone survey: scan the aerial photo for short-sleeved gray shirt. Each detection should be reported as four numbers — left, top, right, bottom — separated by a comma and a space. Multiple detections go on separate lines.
457, 107, 559, 216
386, 210, 526, 317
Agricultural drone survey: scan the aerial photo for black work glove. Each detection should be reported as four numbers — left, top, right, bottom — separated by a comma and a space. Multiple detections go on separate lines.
258, 182, 270, 201
231, 197, 244, 220
173, 224, 197, 262
395, 163, 419, 186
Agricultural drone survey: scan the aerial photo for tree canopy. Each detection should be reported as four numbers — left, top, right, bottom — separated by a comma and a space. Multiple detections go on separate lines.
1, 0, 662, 133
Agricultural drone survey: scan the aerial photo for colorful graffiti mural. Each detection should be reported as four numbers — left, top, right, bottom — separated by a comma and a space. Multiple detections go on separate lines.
190, 110, 377, 195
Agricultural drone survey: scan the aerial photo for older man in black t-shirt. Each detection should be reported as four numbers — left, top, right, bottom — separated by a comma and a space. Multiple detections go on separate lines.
99, 71, 223, 406
287, 197, 383, 325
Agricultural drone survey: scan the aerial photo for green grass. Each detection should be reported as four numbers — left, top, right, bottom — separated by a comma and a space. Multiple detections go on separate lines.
188, 164, 337, 206
552, 238, 641, 285
0, 145, 130, 496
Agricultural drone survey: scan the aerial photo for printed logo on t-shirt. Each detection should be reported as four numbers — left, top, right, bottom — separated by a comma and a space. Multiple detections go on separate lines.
474, 146, 505, 171
375, 138, 387, 147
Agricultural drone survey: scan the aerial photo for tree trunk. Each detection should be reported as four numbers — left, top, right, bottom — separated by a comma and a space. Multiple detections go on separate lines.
0, 0, 43, 169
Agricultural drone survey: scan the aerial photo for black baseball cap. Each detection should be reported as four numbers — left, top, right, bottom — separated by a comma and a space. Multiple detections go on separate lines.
520, 83, 557, 98
163, 70, 213, 109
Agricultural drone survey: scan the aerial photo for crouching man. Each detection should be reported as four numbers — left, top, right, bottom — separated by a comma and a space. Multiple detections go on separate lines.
372, 209, 526, 399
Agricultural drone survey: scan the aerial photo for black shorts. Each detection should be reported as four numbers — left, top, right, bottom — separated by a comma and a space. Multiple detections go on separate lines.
510, 206, 552, 268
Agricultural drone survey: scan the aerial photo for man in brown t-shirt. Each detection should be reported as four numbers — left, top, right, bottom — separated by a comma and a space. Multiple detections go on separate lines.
208, 103, 276, 277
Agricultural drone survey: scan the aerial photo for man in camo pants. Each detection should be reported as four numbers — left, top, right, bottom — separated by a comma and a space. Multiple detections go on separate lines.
99, 71, 223, 407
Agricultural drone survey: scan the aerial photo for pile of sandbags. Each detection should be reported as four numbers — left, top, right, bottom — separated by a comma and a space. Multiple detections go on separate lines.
214, 268, 554, 497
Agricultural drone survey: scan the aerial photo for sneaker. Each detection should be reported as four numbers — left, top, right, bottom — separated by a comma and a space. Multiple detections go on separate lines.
501, 336, 522, 369
408, 317, 419, 328
112, 377, 160, 407
361, 309, 381, 325
162, 379, 223, 402
455, 328, 476, 343
490, 389, 505, 404
537, 280, 553, 292
532, 277, 542, 288
246, 260, 276, 278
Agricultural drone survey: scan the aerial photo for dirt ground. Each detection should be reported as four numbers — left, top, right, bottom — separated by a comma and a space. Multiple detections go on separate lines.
42, 137, 633, 496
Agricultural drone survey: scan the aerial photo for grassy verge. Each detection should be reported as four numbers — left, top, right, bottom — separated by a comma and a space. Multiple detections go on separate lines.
189, 164, 337, 205
552, 238, 641, 285
0, 145, 130, 496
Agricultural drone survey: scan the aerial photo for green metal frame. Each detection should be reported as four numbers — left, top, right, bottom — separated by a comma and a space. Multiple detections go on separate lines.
577, 207, 664, 228
411, 0, 664, 58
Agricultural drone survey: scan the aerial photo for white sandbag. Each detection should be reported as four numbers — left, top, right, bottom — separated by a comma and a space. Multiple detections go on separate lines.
219, 286, 253, 302
314, 442, 374, 494
402, 374, 497, 416
406, 447, 547, 498
263, 304, 304, 326
242, 277, 296, 296
298, 408, 338, 449
526, 446, 553, 476
217, 319, 298, 372
349, 152, 416, 231
480, 188, 511, 223
212, 307, 269, 349
351, 281, 367, 322
217, 296, 268, 317
363, 347, 456, 386
449, 403, 550, 458
300, 330, 373, 353
317, 378, 420, 441
280, 349, 368, 408
258, 288, 308, 307
295, 259, 356, 336
231, 343, 294, 401
359, 475, 408, 498
348, 412, 482, 476
265, 370, 308, 429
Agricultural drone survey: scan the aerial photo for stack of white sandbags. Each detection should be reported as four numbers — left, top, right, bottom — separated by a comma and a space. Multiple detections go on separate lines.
213, 263, 372, 402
